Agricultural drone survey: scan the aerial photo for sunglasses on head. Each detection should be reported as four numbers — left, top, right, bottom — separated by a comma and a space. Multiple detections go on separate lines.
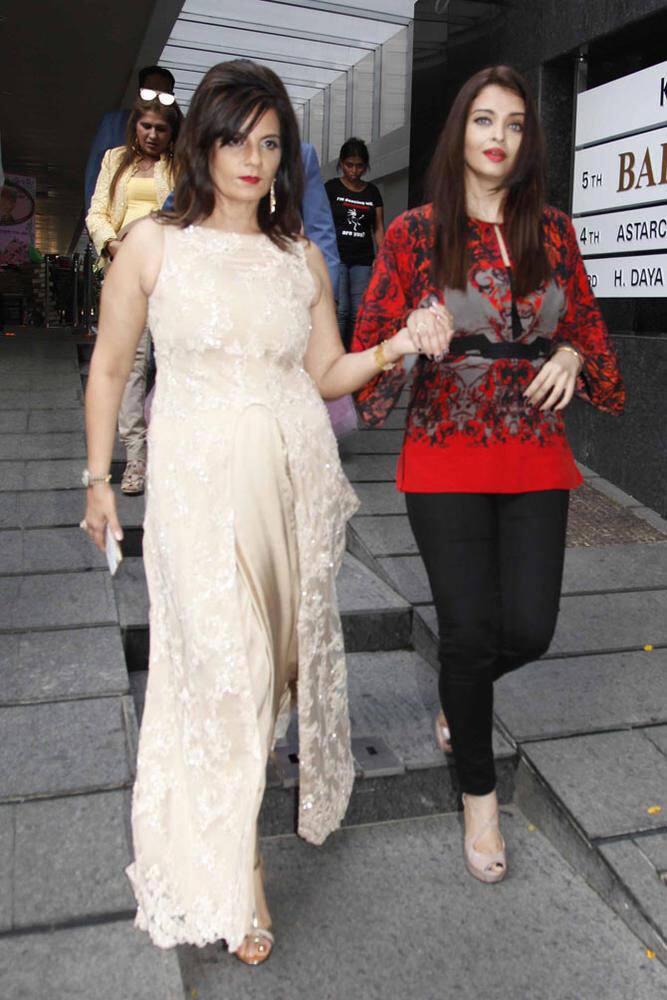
140, 88, 175, 106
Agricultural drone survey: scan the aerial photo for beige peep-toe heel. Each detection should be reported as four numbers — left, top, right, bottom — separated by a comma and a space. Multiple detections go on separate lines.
234, 860, 275, 966
462, 793, 507, 884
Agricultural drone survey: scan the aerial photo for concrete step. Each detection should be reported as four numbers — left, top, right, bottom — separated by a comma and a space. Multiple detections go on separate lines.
177, 809, 667, 1000
129, 647, 516, 837
114, 552, 414, 669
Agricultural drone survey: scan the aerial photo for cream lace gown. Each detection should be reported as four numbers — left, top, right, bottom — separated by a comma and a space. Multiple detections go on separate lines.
125, 226, 359, 950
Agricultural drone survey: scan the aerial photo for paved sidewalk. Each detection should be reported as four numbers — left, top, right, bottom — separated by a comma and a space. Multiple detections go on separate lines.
1, 330, 666, 999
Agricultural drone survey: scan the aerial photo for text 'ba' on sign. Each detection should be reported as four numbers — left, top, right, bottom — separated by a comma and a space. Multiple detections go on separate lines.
572, 126, 667, 215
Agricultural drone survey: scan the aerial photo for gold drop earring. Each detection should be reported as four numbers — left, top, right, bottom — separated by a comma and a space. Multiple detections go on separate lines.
270, 180, 276, 215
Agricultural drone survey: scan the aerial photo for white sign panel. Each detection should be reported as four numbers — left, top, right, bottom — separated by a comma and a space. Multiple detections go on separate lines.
582, 253, 667, 297
576, 59, 667, 148
573, 205, 667, 256
572, 126, 667, 214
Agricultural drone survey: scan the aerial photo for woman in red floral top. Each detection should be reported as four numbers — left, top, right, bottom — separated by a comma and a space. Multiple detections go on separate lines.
352, 66, 624, 883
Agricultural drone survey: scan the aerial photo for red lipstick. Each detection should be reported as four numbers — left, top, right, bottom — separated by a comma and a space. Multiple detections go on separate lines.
240, 176, 260, 184
483, 148, 506, 162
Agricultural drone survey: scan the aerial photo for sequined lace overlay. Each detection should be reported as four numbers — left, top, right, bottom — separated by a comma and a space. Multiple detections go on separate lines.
126, 226, 359, 950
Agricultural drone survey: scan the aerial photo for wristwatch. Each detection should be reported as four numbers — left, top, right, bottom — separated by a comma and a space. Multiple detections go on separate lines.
81, 469, 112, 488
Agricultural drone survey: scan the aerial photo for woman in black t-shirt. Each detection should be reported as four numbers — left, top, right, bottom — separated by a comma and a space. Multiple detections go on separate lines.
325, 138, 384, 349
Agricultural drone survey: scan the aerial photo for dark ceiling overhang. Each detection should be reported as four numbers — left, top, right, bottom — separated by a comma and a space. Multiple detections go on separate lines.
0, 0, 184, 254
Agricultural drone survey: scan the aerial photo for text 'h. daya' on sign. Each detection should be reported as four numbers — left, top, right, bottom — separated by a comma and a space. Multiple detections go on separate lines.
582, 253, 667, 298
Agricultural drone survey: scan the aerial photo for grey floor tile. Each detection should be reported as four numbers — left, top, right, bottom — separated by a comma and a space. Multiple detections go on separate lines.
0, 920, 183, 1000
0, 807, 13, 931
495, 649, 667, 740
638, 829, 667, 871
22, 459, 84, 490
336, 553, 409, 614
343, 429, 404, 454
348, 650, 512, 769
599, 836, 667, 941
181, 811, 667, 1000
114, 487, 145, 526
0, 698, 132, 799
523, 730, 667, 839
0, 627, 128, 704
22, 527, 106, 572
113, 558, 149, 628
643, 723, 667, 757
0, 493, 20, 527
552, 591, 667, 655
0, 572, 117, 631
0, 432, 86, 461
0, 388, 82, 410
562, 542, 667, 594
14, 489, 83, 527
0, 530, 22, 573
0, 411, 28, 433
13, 790, 134, 926
353, 481, 406, 516
341, 454, 397, 481
0, 462, 24, 490
350, 514, 416, 556
379, 555, 431, 603
27, 409, 85, 433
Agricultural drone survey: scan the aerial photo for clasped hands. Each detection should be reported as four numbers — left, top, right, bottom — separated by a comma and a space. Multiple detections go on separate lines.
389, 303, 582, 413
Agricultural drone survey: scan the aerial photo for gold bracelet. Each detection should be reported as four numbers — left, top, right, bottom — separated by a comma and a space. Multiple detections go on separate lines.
554, 345, 583, 368
373, 340, 396, 372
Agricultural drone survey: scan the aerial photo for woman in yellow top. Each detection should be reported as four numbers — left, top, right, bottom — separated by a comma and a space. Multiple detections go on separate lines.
87, 96, 182, 494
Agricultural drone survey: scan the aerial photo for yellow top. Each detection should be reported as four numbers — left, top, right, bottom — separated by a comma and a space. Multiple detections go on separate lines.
121, 175, 159, 229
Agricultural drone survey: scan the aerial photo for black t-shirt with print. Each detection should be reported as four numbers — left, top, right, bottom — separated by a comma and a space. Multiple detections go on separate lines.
325, 178, 383, 266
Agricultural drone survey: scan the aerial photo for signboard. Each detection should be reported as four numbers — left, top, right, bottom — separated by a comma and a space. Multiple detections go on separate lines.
572, 126, 667, 214
573, 205, 667, 256
573, 60, 667, 297
575, 59, 667, 148
0, 174, 36, 268
581, 253, 667, 298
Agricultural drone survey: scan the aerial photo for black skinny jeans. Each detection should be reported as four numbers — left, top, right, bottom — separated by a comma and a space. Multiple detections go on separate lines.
406, 490, 569, 796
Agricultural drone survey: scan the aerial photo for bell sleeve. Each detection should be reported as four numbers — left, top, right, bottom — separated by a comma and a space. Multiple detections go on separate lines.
351, 218, 412, 426
554, 215, 625, 415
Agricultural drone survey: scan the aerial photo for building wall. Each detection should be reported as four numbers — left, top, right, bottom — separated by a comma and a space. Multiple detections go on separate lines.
410, 0, 667, 514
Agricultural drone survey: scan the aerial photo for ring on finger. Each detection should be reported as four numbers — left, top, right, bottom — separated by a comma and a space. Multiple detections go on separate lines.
79, 519, 87, 531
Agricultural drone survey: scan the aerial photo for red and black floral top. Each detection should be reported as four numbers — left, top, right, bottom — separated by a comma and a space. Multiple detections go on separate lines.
352, 204, 625, 493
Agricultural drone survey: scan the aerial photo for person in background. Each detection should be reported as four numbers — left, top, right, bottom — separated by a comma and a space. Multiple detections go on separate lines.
86, 96, 182, 494
85, 66, 176, 212
353, 65, 624, 885
325, 138, 384, 348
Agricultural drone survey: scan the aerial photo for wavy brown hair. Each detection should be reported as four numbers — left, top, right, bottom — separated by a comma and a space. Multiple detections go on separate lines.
165, 60, 303, 249
427, 65, 550, 297
108, 97, 182, 204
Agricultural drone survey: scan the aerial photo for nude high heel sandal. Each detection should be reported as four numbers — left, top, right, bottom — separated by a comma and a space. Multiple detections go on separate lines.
435, 711, 453, 753
234, 860, 275, 966
462, 793, 507, 884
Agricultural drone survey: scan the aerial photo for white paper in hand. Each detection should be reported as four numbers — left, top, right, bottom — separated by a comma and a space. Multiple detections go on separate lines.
105, 524, 123, 576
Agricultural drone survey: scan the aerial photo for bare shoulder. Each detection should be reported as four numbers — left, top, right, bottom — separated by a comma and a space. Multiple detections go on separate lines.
300, 237, 329, 302
114, 216, 166, 296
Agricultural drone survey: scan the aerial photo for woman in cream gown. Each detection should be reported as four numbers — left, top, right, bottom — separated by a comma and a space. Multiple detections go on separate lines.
81, 59, 452, 962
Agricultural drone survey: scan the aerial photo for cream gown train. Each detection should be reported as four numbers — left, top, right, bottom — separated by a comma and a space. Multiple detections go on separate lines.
125, 225, 359, 950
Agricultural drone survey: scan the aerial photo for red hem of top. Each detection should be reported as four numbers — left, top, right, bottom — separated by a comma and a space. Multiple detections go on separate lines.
396, 437, 583, 493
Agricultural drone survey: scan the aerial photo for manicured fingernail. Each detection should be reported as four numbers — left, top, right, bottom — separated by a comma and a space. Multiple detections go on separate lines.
114, 531, 123, 541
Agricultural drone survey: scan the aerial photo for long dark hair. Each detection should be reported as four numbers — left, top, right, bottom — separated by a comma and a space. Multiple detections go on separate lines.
166, 60, 303, 249
108, 98, 182, 204
427, 65, 550, 297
